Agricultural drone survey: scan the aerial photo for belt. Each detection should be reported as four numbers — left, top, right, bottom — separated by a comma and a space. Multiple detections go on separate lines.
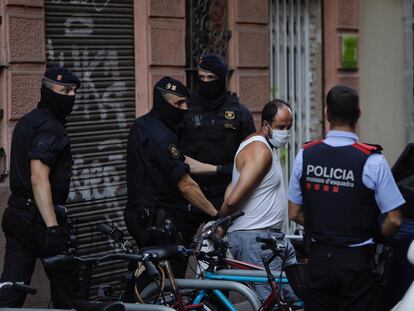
8, 195, 34, 208
8, 194, 68, 224
236, 227, 281, 233
310, 241, 375, 249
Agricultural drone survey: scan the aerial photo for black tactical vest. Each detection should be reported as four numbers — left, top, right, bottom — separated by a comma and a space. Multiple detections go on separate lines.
300, 140, 381, 246
178, 93, 244, 197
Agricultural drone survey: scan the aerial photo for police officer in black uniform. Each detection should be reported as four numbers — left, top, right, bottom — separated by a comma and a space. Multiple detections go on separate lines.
0, 67, 80, 308
288, 85, 404, 311
125, 77, 218, 278
177, 53, 256, 241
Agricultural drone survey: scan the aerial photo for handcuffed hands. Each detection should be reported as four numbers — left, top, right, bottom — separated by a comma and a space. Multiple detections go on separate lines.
206, 210, 221, 221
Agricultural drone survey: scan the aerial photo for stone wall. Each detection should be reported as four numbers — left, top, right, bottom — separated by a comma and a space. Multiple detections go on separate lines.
134, 0, 186, 116
0, 0, 269, 306
323, 0, 360, 132
135, 0, 270, 122
228, 0, 269, 125
0, 0, 48, 307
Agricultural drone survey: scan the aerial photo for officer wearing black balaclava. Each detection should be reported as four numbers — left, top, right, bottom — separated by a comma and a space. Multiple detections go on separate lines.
38, 71, 79, 121
177, 53, 256, 238
0, 66, 80, 308
125, 76, 218, 278
196, 54, 228, 108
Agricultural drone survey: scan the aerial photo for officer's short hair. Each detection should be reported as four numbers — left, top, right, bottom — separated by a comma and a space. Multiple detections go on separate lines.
261, 99, 292, 125
326, 85, 359, 127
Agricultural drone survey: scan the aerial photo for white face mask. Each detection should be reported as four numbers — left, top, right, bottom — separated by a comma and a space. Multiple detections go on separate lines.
267, 124, 292, 148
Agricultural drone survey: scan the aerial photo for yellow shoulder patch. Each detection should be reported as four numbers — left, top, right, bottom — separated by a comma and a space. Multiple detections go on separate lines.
225, 110, 235, 120
168, 144, 180, 159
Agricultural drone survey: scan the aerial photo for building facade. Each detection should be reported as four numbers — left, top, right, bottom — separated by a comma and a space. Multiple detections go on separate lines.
0, 0, 410, 306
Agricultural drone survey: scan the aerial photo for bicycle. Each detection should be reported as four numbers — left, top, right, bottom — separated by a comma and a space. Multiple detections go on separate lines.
59, 222, 261, 311
43, 248, 179, 311
0, 281, 37, 296
189, 214, 305, 310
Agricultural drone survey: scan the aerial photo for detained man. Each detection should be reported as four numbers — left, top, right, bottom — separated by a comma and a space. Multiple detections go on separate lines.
221, 99, 298, 301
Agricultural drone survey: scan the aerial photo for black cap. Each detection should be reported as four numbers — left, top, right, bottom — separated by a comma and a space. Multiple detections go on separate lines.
197, 53, 228, 79
155, 76, 189, 97
43, 66, 81, 89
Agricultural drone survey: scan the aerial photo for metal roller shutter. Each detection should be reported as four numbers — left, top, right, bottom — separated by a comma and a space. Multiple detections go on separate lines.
44, 0, 135, 298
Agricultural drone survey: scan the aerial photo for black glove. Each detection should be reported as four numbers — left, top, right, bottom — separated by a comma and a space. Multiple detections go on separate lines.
217, 164, 232, 177
206, 211, 221, 221
44, 225, 70, 258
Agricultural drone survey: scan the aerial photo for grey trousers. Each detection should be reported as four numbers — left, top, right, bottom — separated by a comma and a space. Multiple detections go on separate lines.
227, 229, 298, 302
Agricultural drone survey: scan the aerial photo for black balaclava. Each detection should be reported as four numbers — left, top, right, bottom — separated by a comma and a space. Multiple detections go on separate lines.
197, 53, 228, 109
152, 76, 189, 129
38, 66, 81, 121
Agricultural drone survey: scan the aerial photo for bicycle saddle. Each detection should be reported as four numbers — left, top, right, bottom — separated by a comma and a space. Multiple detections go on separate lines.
140, 244, 186, 261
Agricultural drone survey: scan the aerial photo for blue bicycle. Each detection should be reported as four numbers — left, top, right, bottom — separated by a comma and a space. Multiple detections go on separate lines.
190, 214, 305, 311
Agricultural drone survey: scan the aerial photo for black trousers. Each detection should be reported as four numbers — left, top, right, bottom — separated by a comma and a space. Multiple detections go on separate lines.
123, 208, 190, 300
305, 243, 379, 311
0, 208, 77, 308
124, 206, 212, 279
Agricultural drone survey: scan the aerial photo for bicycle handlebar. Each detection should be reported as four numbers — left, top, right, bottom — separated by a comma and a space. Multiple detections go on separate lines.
197, 211, 244, 250
210, 211, 245, 232
256, 236, 286, 253
13, 283, 37, 295
98, 223, 113, 235
98, 223, 125, 241
43, 245, 196, 271
192, 211, 245, 255
0, 282, 37, 295
43, 252, 145, 269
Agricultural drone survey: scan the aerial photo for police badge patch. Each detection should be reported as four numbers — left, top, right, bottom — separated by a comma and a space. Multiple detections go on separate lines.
169, 144, 180, 159
225, 111, 235, 120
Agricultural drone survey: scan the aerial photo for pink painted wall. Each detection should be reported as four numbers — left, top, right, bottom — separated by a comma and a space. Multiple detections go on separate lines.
228, 0, 269, 126
134, 0, 270, 126
323, 0, 360, 133
0, 0, 49, 307
0, 0, 270, 306
134, 0, 187, 116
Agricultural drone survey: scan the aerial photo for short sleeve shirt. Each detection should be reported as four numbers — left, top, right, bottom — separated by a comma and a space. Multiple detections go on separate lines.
287, 131, 405, 214
126, 111, 189, 211
10, 108, 72, 204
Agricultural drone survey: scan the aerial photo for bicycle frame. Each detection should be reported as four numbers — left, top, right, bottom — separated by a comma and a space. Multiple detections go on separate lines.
202, 271, 288, 285
193, 248, 303, 311
158, 259, 204, 311
192, 272, 290, 311
141, 279, 261, 311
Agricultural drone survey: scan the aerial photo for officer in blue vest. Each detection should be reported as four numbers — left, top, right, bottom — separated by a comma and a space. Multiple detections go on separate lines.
288, 85, 404, 311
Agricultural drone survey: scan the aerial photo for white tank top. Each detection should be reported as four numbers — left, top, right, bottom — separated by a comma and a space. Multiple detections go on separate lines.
228, 135, 287, 232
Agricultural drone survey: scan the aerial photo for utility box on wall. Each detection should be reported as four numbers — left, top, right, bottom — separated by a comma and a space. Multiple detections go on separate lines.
340, 34, 358, 70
